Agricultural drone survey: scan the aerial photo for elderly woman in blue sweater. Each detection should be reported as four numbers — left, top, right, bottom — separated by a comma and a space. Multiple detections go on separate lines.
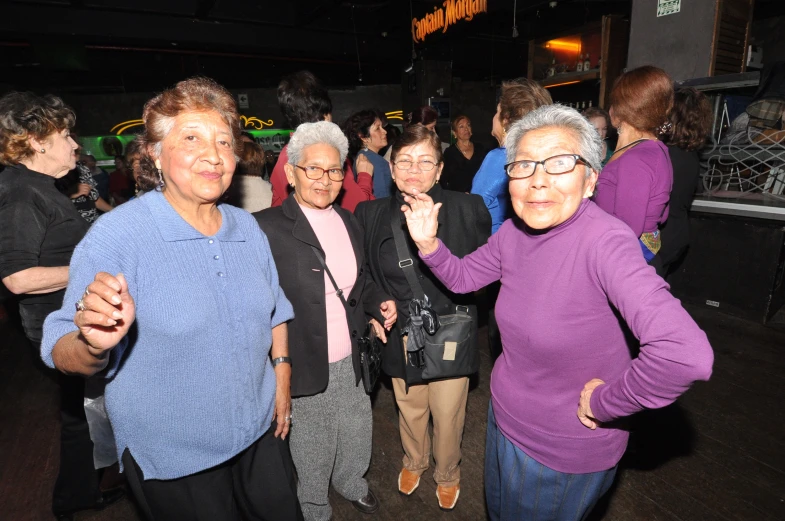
41, 77, 303, 521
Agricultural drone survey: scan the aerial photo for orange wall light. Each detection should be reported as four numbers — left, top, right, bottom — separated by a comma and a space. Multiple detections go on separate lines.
544, 39, 582, 52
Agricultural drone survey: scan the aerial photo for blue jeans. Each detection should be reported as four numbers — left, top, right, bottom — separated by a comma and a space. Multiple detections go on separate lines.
485, 401, 617, 521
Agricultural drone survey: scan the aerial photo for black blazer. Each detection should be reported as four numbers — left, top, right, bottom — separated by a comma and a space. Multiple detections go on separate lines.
355, 185, 492, 383
255, 196, 390, 397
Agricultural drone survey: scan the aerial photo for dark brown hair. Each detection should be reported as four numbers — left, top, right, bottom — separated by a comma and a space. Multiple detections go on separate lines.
137, 76, 242, 192
663, 88, 712, 151
390, 124, 443, 163
236, 141, 265, 176
499, 78, 552, 130
610, 65, 674, 133
0, 92, 75, 165
407, 106, 438, 127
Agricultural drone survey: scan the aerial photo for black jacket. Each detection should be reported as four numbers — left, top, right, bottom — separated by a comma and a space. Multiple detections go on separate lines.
355, 185, 492, 383
255, 196, 390, 397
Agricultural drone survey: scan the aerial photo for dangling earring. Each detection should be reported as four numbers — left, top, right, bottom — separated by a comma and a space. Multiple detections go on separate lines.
157, 168, 164, 186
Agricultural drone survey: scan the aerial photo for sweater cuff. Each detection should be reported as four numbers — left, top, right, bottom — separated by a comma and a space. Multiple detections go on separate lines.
418, 239, 447, 267
589, 382, 617, 423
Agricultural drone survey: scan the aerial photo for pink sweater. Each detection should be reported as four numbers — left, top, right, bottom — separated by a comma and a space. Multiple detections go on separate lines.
299, 204, 357, 363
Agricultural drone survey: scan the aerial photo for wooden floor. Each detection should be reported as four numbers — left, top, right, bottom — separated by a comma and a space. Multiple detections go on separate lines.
0, 304, 783, 521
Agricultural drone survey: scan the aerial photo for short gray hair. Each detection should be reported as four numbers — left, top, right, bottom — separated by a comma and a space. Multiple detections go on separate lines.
287, 121, 348, 166
505, 104, 604, 176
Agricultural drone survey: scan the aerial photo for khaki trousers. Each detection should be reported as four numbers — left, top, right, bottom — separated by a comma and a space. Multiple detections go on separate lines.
391, 375, 469, 487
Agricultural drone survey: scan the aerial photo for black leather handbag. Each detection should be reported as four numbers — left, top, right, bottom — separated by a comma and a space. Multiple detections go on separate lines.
389, 200, 476, 381
311, 246, 382, 393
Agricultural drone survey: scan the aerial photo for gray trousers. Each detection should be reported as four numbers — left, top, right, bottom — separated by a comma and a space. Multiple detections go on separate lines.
290, 356, 372, 521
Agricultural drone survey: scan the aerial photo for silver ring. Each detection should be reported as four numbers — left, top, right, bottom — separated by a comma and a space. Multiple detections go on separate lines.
84, 287, 90, 296
75, 299, 86, 312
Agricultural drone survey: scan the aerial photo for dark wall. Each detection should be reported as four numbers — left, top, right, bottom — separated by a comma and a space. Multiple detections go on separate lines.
627, 0, 717, 81
750, 16, 785, 64
63, 84, 403, 136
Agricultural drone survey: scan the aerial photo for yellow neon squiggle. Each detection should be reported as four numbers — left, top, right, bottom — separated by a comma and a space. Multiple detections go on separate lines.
115, 121, 145, 135
241, 116, 274, 129
111, 119, 143, 133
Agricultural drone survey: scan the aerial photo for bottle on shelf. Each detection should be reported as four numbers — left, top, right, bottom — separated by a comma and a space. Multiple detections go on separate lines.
576, 53, 584, 72
588, 100, 593, 108
583, 53, 591, 72
547, 58, 556, 78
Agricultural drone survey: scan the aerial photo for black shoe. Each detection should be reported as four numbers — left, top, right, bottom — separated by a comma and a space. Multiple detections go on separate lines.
351, 488, 380, 514
54, 488, 125, 520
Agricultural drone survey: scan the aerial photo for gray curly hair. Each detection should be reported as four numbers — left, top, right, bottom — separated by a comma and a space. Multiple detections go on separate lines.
505, 104, 604, 176
287, 121, 348, 166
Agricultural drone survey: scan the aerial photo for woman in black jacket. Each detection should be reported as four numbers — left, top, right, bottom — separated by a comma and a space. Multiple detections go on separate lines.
654, 88, 713, 278
355, 124, 491, 511
255, 121, 396, 521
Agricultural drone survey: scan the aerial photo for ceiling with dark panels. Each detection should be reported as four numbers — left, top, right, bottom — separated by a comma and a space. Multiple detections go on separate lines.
1, 0, 779, 94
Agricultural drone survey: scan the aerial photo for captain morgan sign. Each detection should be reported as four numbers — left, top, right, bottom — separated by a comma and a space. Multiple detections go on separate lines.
412, 0, 488, 43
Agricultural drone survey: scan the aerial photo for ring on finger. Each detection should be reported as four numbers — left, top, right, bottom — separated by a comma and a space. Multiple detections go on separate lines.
75, 298, 86, 312
84, 287, 90, 297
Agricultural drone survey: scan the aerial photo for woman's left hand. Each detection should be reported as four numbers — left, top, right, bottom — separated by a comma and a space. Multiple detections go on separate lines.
380, 300, 397, 330
272, 365, 292, 440
577, 378, 605, 430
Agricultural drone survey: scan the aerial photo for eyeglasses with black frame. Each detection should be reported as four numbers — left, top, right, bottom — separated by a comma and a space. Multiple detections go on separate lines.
393, 159, 440, 172
294, 164, 345, 182
504, 154, 590, 179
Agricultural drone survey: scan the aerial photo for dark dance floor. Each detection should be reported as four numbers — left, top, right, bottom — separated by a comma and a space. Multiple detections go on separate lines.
1, 304, 783, 521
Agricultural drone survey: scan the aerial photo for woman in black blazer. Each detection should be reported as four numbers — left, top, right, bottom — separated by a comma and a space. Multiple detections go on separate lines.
355, 124, 491, 511
255, 122, 396, 521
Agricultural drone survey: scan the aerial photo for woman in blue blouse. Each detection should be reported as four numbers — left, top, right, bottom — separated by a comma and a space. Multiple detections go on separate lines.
42, 77, 303, 521
342, 109, 391, 198
471, 79, 552, 234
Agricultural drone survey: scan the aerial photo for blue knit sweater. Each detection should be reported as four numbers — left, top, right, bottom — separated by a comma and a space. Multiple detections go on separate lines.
470, 147, 510, 234
41, 190, 294, 480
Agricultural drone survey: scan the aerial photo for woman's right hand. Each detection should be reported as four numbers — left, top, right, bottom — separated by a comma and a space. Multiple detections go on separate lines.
71, 183, 92, 199
74, 272, 136, 355
402, 189, 441, 255
356, 152, 374, 177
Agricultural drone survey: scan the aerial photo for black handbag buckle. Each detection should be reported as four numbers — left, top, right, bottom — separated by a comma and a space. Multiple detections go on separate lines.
398, 258, 414, 268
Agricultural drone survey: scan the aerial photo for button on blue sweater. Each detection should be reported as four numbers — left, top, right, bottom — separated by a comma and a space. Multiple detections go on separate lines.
42, 190, 294, 480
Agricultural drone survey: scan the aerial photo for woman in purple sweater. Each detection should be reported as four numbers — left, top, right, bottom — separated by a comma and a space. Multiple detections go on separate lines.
594, 66, 675, 263
401, 104, 714, 520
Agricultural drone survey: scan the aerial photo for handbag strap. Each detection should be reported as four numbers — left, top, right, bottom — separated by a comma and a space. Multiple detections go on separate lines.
389, 197, 427, 301
310, 245, 361, 333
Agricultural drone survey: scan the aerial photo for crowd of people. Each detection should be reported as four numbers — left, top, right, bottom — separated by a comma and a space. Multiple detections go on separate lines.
0, 65, 715, 521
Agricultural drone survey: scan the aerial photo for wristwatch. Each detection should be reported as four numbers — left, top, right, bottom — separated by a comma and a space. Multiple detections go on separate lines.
272, 356, 292, 368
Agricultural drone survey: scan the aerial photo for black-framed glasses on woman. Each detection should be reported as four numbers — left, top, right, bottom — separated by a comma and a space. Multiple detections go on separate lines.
294, 164, 345, 181
393, 159, 440, 172
504, 154, 590, 179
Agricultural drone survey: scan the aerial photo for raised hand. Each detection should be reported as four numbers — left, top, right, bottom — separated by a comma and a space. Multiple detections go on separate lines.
356, 152, 375, 178
402, 189, 441, 255
74, 272, 136, 355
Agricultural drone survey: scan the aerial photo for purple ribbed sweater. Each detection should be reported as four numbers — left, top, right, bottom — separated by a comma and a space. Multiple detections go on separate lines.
420, 199, 713, 473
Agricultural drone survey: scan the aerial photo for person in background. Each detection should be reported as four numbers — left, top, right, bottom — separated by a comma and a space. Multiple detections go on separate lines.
407, 106, 448, 151
83, 154, 110, 201
380, 121, 401, 159
226, 140, 273, 212
270, 71, 373, 212
470, 78, 551, 361
343, 109, 391, 198
583, 107, 614, 165
441, 115, 487, 193
256, 121, 396, 520
654, 87, 713, 278
59, 138, 113, 223
41, 76, 303, 521
595, 65, 675, 265
0, 91, 123, 521
108, 155, 133, 205
263, 148, 276, 179
355, 125, 491, 511
121, 138, 145, 201
403, 104, 713, 521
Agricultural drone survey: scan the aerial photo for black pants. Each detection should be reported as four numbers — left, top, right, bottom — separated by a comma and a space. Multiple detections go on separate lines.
29, 340, 102, 514
122, 427, 304, 521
